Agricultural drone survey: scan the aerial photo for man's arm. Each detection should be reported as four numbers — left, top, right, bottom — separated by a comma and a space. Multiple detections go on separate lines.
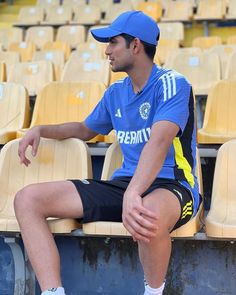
18, 122, 98, 166
122, 120, 179, 243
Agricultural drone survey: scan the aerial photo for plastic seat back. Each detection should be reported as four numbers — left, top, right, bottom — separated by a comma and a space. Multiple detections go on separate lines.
56, 25, 85, 49
14, 6, 44, 25
25, 26, 54, 50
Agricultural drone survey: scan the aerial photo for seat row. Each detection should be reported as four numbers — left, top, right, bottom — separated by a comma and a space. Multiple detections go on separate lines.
0, 79, 236, 148
15, 0, 236, 24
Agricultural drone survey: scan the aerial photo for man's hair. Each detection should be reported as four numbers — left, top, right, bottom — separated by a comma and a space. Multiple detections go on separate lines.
120, 33, 158, 60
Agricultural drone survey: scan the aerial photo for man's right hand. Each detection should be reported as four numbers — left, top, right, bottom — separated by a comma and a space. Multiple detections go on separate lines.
18, 126, 41, 166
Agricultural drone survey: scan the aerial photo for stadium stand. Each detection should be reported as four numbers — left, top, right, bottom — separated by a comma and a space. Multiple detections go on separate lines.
136, 1, 162, 22
76, 41, 106, 60
227, 35, 236, 45
158, 22, 184, 44
206, 139, 236, 238
0, 82, 29, 144
225, 51, 236, 79
0, 61, 6, 81
83, 142, 204, 238
154, 39, 179, 65
42, 5, 73, 25
56, 25, 85, 49
198, 80, 236, 144
161, 0, 193, 22
36, 0, 60, 6
101, 2, 133, 24
194, 0, 226, 20
7, 60, 54, 96
226, 0, 236, 19
43, 40, 71, 60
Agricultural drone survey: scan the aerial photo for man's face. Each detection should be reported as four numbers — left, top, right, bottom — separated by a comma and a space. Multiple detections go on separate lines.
105, 35, 134, 72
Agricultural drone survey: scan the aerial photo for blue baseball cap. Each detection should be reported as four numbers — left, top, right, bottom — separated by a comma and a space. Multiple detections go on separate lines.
90, 11, 160, 46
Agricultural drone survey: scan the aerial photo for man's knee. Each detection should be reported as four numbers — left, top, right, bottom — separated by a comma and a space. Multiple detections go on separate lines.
14, 184, 43, 216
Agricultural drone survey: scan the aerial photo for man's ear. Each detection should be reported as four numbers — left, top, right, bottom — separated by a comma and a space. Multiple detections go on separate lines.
132, 38, 142, 53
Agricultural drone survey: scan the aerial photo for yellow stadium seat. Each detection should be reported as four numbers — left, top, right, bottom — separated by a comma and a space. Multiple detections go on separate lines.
225, 51, 236, 79
36, 0, 60, 6
25, 26, 54, 50
0, 27, 23, 50
164, 47, 202, 68
89, 0, 111, 13
62, 0, 86, 5
208, 45, 236, 79
42, 5, 73, 25
13, 6, 44, 26
0, 62, 6, 82
198, 80, 236, 144
8, 41, 36, 62
227, 35, 236, 45
0, 82, 30, 145
155, 39, 179, 65
61, 58, 110, 87
87, 25, 106, 42
206, 140, 236, 238
17, 81, 106, 142
71, 4, 101, 25
170, 51, 221, 95
83, 142, 204, 238
225, 0, 236, 19
7, 61, 54, 96
0, 51, 21, 66
101, 2, 134, 24
192, 36, 222, 51
56, 25, 85, 49
194, 0, 226, 20
43, 41, 71, 60
75, 42, 106, 61
162, 1, 193, 22
32, 50, 65, 81
137, 1, 162, 22
0, 137, 92, 233
158, 22, 184, 44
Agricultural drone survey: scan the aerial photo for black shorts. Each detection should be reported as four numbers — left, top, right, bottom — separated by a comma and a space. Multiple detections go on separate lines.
69, 177, 195, 231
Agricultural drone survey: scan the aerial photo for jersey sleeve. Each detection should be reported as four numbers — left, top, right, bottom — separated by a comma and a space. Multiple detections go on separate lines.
85, 90, 113, 135
153, 71, 192, 135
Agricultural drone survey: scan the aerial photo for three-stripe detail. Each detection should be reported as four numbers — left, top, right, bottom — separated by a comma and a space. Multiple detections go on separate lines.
160, 72, 177, 101
181, 200, 193, 219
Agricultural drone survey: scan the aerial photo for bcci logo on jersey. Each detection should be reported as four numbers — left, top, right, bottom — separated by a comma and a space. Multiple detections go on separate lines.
139, 102, 151, 120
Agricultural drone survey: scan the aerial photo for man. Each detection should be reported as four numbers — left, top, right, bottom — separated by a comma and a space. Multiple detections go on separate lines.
15, 11, 200, 295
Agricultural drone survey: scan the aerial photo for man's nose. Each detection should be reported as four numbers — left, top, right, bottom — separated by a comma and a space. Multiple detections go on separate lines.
105, 45, 111, 56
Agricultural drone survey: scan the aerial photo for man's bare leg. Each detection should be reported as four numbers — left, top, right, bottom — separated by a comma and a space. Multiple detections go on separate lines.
138, 188, 181, 293
14, 180, 83, 292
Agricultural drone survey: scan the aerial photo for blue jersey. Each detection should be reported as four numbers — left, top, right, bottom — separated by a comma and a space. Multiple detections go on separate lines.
85, 64, 200, 214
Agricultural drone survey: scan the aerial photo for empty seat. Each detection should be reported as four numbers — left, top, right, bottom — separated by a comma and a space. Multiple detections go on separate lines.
155, 39, 179, 65
136, 1, 162, 21
7, 61, 54, 96
0, 51, 20, 79
17, 81, 106, 142
8, 41, 36, 62
170, 51, 221, 95
162, 1, 193, 22
62, 0, 86, 5
75, 42, 106, 61
25, 26, 54, 50
209, 44, 236, 78
0, 82, 30, 144
72, 4, 101, 25
0, 137, 92, 233
192, 36, 222, 50
164, 47, 202, 68
158, 22, 184, 44
14, 6, 44, 26
36, 0, 60, 6
0, 27, 23, 50
227, 35, 236, 45
225, 0, 236, 19
102, 2, 133, 24
205, 140, 236, 238
42, 6, 73, 25
194, 0, 226, 20
32, 50, 65, 81
225, 51, 236, 79
61, 59, 110, 87
56, 25, 85, 49
83, 142, 204, 238
198, 80, 236, 144
43, 41, 71, 60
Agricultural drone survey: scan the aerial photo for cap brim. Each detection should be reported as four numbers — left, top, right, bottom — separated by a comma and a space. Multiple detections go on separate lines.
90, 27, 121, 43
